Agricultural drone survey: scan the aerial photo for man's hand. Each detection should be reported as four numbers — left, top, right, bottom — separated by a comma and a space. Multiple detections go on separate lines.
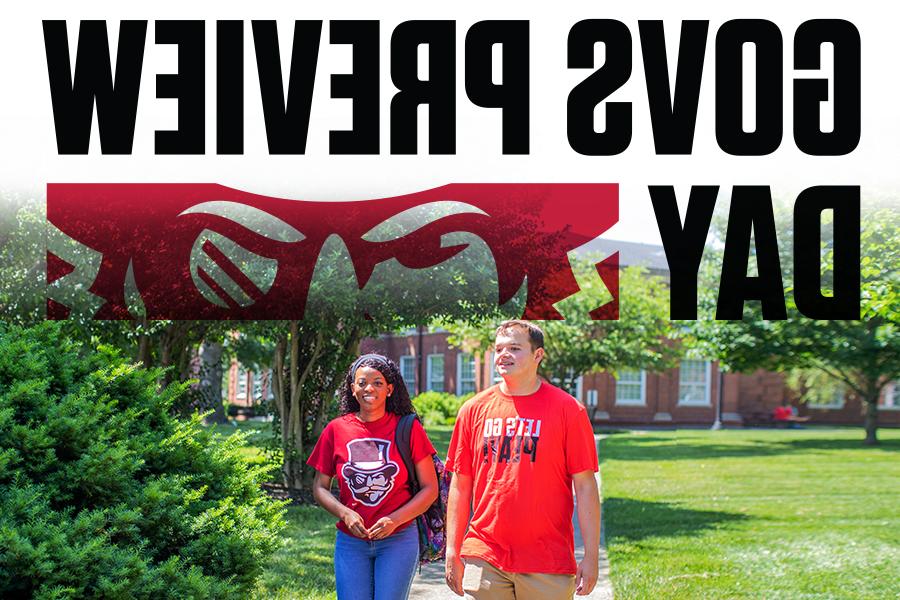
575, 554, 599, 595
572, 470, 601, 596
340, 508, 367, 538
445, 553, 465, 596
366, 517, 398, 540
445, 472, 472, 596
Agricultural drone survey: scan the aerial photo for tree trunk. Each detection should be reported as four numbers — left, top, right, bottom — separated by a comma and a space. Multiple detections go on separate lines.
199, 341, 227, 425
285, 321, 303, 490
271, 337, 290, 483
282, 322, 325, 493
136, 319, 151, 366
299, 327, 362, 491
158, 322, 208, 387
863, 394, 879, 446
159, 324, 180, 387
272, 322, 362, 496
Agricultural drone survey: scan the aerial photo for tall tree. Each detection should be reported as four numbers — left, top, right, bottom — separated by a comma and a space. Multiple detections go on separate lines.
235, 228, 513, 495
689, 206, 898, 445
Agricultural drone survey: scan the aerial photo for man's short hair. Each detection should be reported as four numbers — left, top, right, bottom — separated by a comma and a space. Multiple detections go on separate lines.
495, 320, 545, 352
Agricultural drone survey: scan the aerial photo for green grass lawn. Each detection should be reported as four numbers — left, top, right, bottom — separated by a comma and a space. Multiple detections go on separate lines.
426, 423, 453, 459
210, 421, 454, 599
600, 427, 900, 599
252, 504, 338, 600
216, 421, 899, 599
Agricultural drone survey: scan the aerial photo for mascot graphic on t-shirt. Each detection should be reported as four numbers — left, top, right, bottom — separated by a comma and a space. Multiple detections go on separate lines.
341, 439, 399, 506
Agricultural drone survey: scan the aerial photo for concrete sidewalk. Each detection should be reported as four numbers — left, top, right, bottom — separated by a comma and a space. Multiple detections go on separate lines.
410, 437, 612, 599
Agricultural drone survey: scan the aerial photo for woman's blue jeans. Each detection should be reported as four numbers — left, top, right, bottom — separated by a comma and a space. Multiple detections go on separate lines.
334, 523, 419, 600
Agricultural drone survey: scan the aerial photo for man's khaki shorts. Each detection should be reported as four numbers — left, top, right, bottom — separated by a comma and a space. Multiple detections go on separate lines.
462, 557, 576, 600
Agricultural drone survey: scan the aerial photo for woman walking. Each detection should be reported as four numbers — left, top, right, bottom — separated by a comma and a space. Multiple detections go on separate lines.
308, 354, 438, 600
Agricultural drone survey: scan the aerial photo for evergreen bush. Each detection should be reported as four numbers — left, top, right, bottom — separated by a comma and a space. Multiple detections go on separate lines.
0, 323, 285, 599
412, 391, 473, 426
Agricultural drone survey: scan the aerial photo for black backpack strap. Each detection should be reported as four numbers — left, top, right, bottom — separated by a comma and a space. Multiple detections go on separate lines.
396, 413, 420, 494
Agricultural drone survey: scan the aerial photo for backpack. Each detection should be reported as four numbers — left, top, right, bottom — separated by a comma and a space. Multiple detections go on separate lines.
396, 413, 450, 564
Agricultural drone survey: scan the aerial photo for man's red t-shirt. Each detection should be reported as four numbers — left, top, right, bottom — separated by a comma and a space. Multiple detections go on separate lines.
445, 382, 599, 574
307, 412, 435, 538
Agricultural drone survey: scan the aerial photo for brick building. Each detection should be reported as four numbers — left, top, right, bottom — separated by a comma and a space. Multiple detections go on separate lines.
227, 240, 899, 427
359, 329, 900, 428
359, 240, 899, 428
225, 362, 272, 417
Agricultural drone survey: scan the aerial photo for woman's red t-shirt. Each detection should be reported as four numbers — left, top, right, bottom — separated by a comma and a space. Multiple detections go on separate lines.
307, 412, 435, 538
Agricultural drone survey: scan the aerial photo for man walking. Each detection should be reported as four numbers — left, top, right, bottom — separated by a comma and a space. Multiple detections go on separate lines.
445, 320, 601, 599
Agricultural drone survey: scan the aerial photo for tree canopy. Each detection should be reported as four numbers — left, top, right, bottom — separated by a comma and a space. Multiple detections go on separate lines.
688, 205, 898, 444
443, 261, 681, 400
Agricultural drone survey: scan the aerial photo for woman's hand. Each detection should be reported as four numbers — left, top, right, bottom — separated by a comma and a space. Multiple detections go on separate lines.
366, 516, 399, 540
312, 472, 369, 538
341, 508, 368, 538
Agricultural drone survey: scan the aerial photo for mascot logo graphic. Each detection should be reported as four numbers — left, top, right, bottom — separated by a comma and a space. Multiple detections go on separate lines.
341, 439, 399, 506
46, 183, 620, 320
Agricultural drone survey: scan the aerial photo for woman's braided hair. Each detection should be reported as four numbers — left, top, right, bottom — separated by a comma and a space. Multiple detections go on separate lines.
338, 354, 415, 416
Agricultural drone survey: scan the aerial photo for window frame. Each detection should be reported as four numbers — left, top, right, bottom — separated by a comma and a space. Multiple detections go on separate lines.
252, 371, 263, 400
881, 382, 900, 410
399, 355, 417, 393
456, 353, 477, 395
236, 367, 248, 401
551, 371, 583, 401
426, 354, 445, 393
677, 360, 712, 406
488, 351, 503, 384
807, 387, 846, 410
614, 369, 647, 406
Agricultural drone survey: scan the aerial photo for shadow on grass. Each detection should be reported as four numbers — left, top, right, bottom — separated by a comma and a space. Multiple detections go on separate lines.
599, 434, 900, 463
779, 437, 900, 452
604, 497, 750, 543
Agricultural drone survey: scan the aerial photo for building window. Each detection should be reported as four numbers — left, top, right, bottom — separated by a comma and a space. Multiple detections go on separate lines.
678, 360, 711, 405
457, 353, 476, 395
572, 376, 584, 401
552, 372, 583, 401
236, 368, 248, 401
249, 372, 262, 402
808, 387, 846, 410
881, 382, 899, 410
615, 370, 646, 405
488, 351, 503, 384
427, 354, 445, 392
586, 389, 598, 407
400, 356, 417, 393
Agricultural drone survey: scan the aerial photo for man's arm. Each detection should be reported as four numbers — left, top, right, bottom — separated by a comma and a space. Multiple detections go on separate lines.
445, 471, 473, 597
572, 470, 601, 596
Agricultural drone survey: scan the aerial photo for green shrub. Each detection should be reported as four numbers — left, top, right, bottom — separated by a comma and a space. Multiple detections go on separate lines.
0, 323, 285, 599
412, 391, 473, 426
